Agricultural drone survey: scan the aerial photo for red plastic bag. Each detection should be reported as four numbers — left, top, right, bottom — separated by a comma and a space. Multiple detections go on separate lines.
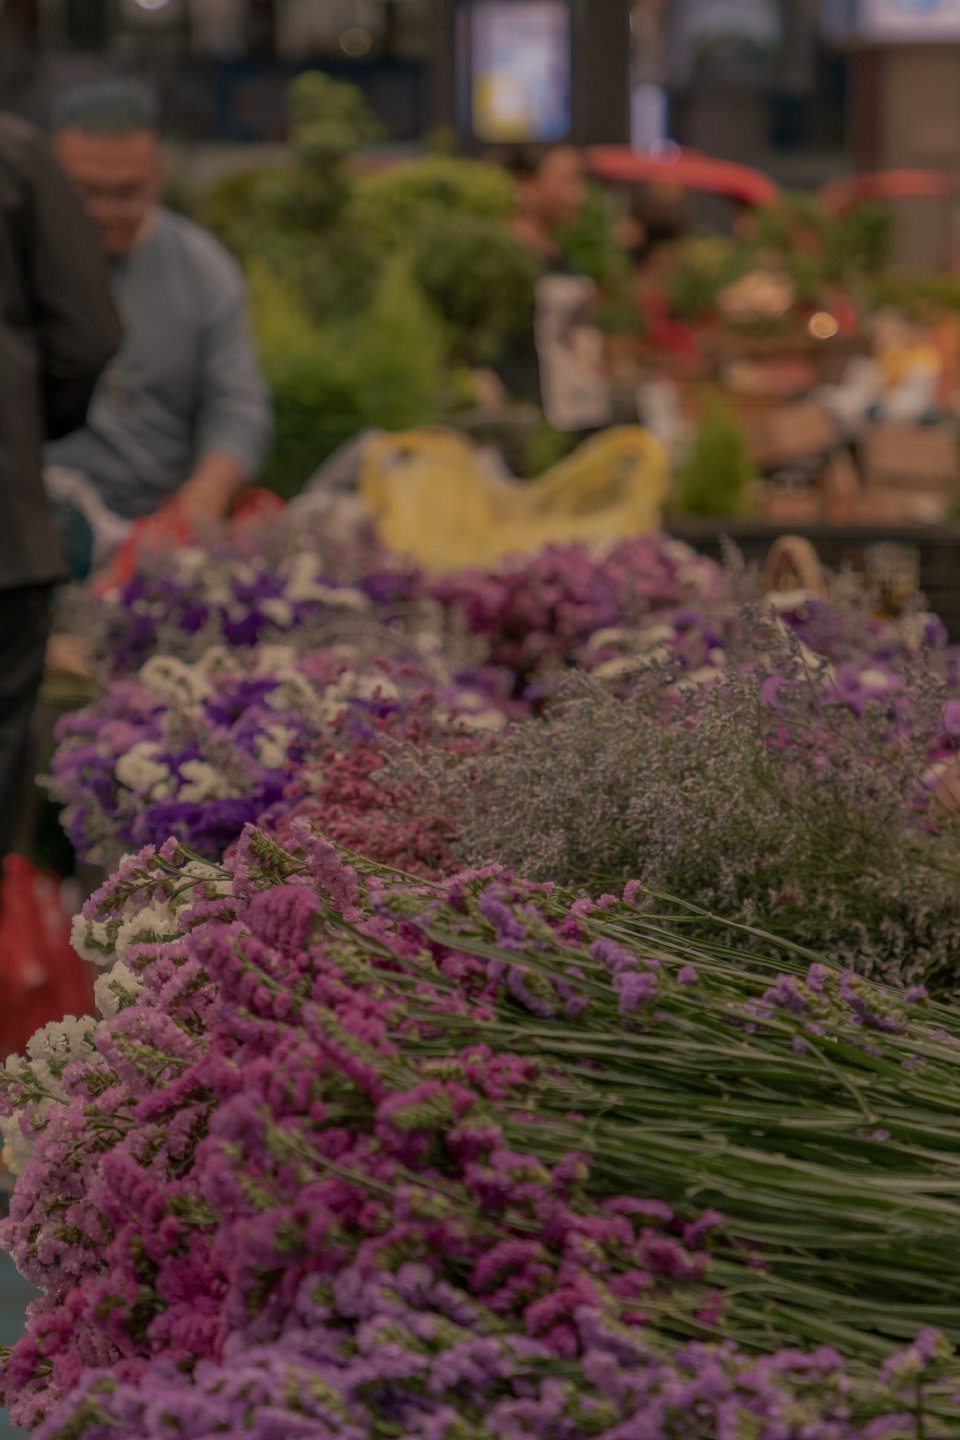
93, 488, 287, 595
0, 856, 94, 1059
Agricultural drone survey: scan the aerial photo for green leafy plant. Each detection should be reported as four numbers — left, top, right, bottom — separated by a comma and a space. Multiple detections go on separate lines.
674, 394, 755, 517
347, 153, 515, 251
409, 208, 539, 366
250, 258, 443, 498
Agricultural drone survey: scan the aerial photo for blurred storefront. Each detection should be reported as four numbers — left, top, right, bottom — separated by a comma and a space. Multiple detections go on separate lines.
0, 0, 433, 141
829, 0, 960, 271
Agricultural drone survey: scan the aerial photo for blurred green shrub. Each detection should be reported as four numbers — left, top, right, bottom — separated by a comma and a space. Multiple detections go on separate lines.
347, 154, 514, 250
674, 395, 755, 518
408, 209, 539, 366
251, 258, 444, 498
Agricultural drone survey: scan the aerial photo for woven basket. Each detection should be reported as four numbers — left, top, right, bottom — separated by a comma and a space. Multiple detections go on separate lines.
762, 535, 828, 598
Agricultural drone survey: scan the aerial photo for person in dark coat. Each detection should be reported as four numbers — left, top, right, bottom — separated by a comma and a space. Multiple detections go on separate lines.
0, 113, 120, 862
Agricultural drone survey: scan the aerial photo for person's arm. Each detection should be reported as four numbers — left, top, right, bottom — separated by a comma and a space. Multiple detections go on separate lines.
178, 255, 273, 525
23, 130, 121, 439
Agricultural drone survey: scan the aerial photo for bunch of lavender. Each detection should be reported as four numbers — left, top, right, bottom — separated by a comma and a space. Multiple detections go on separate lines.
437, 625, 960, 993
48, 643, 513, 870
3, 832, 960, 1435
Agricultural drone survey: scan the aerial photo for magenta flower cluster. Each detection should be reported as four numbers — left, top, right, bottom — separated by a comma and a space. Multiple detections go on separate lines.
2, 832, 957, 1439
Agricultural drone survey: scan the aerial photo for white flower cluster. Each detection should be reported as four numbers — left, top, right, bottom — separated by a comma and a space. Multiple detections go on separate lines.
0, 1015, 97, 1175
0, 961, 147, 1175
281, 552, 370, 610
115, 742, 173, 800
70, 913, 114, 967
114, 900, 182, 961
140, 654, 214, 707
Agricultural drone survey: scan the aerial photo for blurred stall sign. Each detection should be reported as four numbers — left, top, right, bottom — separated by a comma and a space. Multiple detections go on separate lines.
468, 1, 572, 143
670, 0, 785, 86
857, 0, 960, 40
535, 274, 613, 432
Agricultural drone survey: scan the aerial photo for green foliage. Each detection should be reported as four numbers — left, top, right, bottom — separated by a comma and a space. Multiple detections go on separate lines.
660, 196, 894, 328
522, 419, 578, 477
830, 202, 893, 278
556, 185, 628, 291
675, 395, 754, 518
203, 74, 381, 247
556, 184, 642, 336
409, 209, 539, 366
251, 260, 443, 498
868, 272, 960, 318
664, 235, 751, 321
347, 154, 515, 251
202, 78, 537, 395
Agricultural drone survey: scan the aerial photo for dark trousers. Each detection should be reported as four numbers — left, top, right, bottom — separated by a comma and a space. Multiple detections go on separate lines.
0, 585, 52, 865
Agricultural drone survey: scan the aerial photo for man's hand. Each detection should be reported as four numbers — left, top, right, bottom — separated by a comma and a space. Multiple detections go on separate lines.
177, 452, 247, 529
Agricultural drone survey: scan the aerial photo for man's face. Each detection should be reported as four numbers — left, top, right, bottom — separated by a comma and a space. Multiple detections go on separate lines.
528, 147, 587, 233
55, 129, 165, 257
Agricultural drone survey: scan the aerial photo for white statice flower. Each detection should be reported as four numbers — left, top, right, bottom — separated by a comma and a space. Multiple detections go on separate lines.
177, 760, 234, 804
671, 667, 725, 695
637, 624, 680, 654
764, 589, 819, 614
197, 645, 236, 675
231, 562, 258, 588
204, 580, 235, 608
0, 1115, 34, 1177
661, 538, 697, 565
70, 914, 115, 967
140, 654, 214, 706
172, 546, 209, 583
858, 668, 897, 692
27, 1015, 97, 1071
256, 724, 295, 771
254, 645, 299, 677
456, 709, 507, 734
896, 612, 940, 654
94, 962, 144, 1022
593, 655, 661, 683
346, 673, 400, 704
585, 628, 637, 653
260, 598, 295, 628
116, 742, 171, 796
266, 669, 327, 722
282, 552, 370, 609
1, 1017, 98, 1175
679, 558, 721, 593
115, 901, 182, 961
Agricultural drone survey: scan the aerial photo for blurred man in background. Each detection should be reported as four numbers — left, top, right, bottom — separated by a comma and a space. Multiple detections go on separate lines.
499, 142, 587, 264
45, 81, 272, 573
0, 113, 119, 859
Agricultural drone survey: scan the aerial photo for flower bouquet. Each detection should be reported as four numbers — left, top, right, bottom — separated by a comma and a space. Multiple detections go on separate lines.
48, 645, 516, 871
2, 829, 960, 1436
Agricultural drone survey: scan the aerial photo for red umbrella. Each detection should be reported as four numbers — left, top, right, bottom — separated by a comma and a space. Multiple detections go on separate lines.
587, 145, 781, 209
820, 170, 959, 216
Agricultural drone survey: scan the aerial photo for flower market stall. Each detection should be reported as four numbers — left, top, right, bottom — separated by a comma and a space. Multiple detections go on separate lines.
8, 484, 960, 1436
14, 70, 960, 1440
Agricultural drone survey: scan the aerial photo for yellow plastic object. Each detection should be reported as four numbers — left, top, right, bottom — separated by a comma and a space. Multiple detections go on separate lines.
358, 426, 670, 574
